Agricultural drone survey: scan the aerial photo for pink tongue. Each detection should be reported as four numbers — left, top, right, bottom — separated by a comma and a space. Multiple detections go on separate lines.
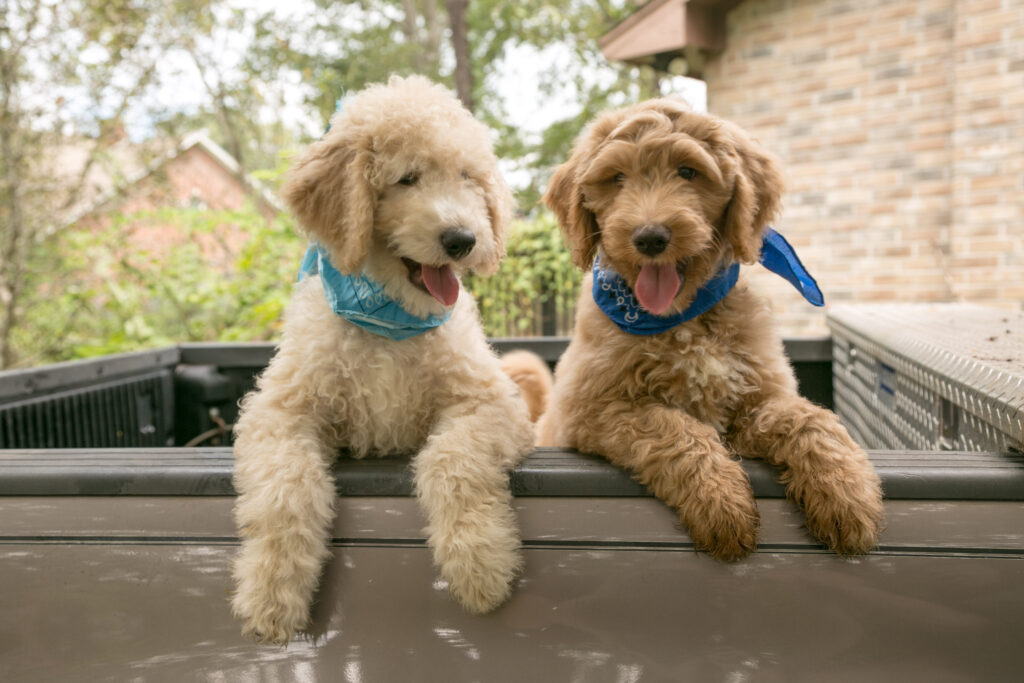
634, 263, 681, 315
421, 264, 460, 306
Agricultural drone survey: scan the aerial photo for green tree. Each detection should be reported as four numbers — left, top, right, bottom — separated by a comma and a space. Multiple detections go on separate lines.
17, 204, 303, 363
246, 1, 655, 204
153, 1, 301, 175
464, 212, 581, 337
0, 0, 300, 367
0, 0, 172, 368
4, 1, 659, 366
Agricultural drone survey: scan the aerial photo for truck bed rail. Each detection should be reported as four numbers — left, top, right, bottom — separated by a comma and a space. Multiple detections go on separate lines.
2, 448, 1022, 500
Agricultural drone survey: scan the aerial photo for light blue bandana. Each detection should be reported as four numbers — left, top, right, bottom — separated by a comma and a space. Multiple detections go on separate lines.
298, 243, 452, 341
593, 228, 824, 336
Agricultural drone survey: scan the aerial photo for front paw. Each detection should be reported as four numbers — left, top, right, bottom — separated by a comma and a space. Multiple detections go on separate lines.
685, 489, 760, 562
681, 459, 760, 562
231, 545, 313, 645
232, 595, 308, 645
433, 520, 523, 614
797, 461, 884, 555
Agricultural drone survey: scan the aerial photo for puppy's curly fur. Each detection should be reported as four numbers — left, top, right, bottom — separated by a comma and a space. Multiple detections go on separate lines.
231, 76, 534, 644
499, 350, 553, 422
536, 98, 884, 560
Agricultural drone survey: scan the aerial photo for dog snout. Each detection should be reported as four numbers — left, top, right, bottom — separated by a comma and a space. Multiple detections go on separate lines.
439, 227, 477, 260
631, 224, 671, 256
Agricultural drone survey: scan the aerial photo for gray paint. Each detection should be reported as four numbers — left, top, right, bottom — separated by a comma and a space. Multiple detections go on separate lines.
1, 496, 1022, 681
2, 448, 1024, 500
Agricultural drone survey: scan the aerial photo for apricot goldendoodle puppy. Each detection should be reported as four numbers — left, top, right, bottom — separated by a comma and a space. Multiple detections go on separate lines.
536, 98, 884, 560
231, 76, 533, 644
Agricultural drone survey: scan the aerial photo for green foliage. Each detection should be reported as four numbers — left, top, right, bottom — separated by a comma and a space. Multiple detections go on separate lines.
6, 0, 656, 364
15, 205, 304, 364
14, 208, 577, 364
464, 212, 580, 337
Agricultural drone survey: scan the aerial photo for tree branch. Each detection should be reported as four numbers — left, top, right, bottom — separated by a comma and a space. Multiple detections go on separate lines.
59, 60, 161, 214
0, 2, 29, 368
186, 42, 247, 175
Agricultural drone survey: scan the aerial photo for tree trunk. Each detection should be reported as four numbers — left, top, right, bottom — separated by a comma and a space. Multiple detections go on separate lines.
423, 0, 442, 71
402, 0, 444, 73
400, 0, 426, 71
445, 0, 473, 112
0, 9, 26, 369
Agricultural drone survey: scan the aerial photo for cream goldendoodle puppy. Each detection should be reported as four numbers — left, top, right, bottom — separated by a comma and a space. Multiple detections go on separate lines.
534, 98, 884, 560
231, 76, 533, 644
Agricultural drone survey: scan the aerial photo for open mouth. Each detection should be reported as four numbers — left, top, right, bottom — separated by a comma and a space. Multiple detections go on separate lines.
634, 261, 687, 316
401, 257, 460, 306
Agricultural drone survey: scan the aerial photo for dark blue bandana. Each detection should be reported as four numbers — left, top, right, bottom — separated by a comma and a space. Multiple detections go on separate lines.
298, 243, 452, 341
592, 228, 823, 336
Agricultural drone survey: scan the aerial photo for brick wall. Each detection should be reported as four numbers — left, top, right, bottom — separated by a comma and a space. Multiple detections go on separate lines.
702, 0, 1024, 335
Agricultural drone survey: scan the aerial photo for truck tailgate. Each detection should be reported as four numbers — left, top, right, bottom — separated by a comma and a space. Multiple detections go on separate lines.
2, 449, 1023, 682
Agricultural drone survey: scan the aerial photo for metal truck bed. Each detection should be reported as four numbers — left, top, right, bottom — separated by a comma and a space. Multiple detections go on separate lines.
1, 448, 1022, 682
2, 335, 1022, 681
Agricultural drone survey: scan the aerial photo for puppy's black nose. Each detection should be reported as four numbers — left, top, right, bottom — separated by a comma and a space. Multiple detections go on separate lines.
440, 227, 476, 260
632, 224, 671, 256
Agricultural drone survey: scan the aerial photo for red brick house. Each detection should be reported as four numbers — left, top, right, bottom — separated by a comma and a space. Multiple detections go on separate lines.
64, 130, 280, 220
63, 131, 281, 264
602, 0, 1024, 334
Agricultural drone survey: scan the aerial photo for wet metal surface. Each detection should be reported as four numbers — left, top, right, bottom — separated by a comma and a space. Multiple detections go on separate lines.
1, 496, 1022, 682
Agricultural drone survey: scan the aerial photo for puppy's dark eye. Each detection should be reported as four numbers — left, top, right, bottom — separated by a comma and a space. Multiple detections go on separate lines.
613, 172, 625, 186
398, 172, 419, 186
460, 170, 470, 180
678, 166, 697, 181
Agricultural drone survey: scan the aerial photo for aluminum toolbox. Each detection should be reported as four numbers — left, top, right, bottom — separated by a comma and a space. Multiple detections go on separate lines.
827, 304, 1024, 453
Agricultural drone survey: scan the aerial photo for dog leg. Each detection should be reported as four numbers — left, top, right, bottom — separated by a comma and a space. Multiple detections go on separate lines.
231, 422, 337, 644
412, 399, 532, 613
577, 404, 760, 561
729, 395, 884, 555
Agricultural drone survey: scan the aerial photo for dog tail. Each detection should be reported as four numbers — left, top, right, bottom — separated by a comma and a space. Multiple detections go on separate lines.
500, 350, 553, 423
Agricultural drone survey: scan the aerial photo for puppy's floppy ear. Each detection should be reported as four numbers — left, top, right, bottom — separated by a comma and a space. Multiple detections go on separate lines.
281, 131, 376, 274
476, 169, 514, 276
720, 124, 784, 264
543, 153, 600, 270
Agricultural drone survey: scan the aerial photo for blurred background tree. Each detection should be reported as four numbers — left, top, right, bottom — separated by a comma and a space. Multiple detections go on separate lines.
1, 0, 196, 368
245, 0, 656, 205
1, 0, 659, 368
16, 205, 304, 360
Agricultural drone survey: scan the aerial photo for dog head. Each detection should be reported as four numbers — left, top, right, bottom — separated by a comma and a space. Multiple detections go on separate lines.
544, 98, 783, 316
281, 75, 513, 316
